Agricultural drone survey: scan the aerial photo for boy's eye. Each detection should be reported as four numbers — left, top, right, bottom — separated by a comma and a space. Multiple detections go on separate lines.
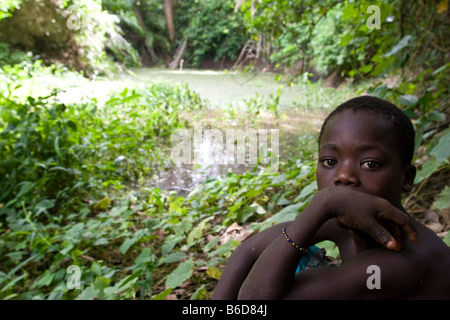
321, 159, 337, 168
361, 160, 381, 170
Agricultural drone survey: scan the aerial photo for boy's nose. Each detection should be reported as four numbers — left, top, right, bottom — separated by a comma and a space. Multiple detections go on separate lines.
333, 162, 360, 186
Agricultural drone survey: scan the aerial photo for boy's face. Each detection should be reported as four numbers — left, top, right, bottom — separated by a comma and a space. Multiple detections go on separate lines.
316, 110, 415, 208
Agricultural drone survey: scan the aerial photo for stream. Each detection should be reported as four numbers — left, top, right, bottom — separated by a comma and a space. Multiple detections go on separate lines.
118, 69, 328, 194
121, 68, 322, 195
23, 68, 334, 194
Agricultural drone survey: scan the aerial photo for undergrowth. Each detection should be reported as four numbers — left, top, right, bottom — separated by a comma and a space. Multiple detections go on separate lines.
0, 61, 448, 300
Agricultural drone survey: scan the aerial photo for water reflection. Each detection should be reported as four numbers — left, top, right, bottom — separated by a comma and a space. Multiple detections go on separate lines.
52, 68, 329, 194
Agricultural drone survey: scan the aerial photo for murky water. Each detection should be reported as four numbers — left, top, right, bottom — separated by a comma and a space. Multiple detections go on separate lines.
122, 68, 309, 109
21, 68, 342, 193
117, 69, 329, 194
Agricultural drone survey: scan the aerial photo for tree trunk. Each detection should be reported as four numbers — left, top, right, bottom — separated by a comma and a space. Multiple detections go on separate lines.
164, 0, 175, 41
133, 3, 158, 62
169, 37, 188, 69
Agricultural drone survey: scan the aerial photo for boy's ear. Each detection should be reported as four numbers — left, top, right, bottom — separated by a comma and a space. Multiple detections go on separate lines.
402, 165, 416, 192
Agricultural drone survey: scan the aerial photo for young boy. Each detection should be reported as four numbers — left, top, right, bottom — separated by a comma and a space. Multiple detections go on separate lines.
212, 96, 450, 299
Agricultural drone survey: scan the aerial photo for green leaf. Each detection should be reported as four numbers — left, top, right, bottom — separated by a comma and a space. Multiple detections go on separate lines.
34, 199, 55, 216
430, 130, 450, 162
114, 155, 126, 163
187, 216, 213, 247
203, 236, 220, 253
359, 64, 373, 74
432, 64, 449, 76
294, 181, 317, 203
368, 84, 388, 98
398, 95, 418, 107
190, 285, 206, 300
433, 187, 450, 211
206, 266, 222, 280
348, 36, 369, 46
383, 35, 412, 57
414, 128, 424, 151
340, 33, 353, 47
161, 252, 187, 264
30, 270, 54, 289
94, 276, 111, 291
120, 230, 147, 254
152, 288, 172, 300
169, 197, 185, 213
276, 197, 291, 206
93, 197, 111, 211
120, 238, 136, 255
266, 200, 307, 224
250, 202, 266, 214
0, 253, 42, 287
316, 240, 339, 259
427, 111, 446, 122
418, 90, 432, 108
208, 238, 240, 258
443, 232, 450, 246
343, 4, 358, 20
165, 259, 194, 288
1, 273, 26, 293
75, 285, 99, 300
161, 234, 184, 255
135, 247, 154, 265
370, 56, 395, 76
414, 158, 442, 184
67, 120, 77, 131
54, 136, 63, 159
116, 273, 139, 290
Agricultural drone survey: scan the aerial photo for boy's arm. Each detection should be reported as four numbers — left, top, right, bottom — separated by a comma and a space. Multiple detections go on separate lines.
282, 245, 419, 299
212, 221, 291, 299
237, 186, 418, 299
213, 216, 347, 299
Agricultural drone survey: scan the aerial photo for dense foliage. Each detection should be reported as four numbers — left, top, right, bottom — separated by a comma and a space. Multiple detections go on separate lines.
0, 61, 324, 299
175, 0, 247, 67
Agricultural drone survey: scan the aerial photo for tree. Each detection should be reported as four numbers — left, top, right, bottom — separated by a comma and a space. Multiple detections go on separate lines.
164, 0, 175, 41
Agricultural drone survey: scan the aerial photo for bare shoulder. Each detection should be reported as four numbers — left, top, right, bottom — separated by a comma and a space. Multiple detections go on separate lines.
283, 221, 450, 299
354, 220, 450, 299
400, 221, 450, 298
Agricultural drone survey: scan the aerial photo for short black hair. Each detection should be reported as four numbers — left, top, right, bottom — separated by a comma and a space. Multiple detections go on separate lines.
318, 95, 415, 166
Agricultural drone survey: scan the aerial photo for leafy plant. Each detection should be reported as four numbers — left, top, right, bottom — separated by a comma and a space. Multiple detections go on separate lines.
0, 64, 212, 299
173, 0, 246, 67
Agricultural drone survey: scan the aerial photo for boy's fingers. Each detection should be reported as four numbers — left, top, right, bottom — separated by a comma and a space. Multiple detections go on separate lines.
369, 214, 418, 250
402, 223, 419, 243
384, 208, 419, 243
366, 223, 397, 250
389, 225, 404, 251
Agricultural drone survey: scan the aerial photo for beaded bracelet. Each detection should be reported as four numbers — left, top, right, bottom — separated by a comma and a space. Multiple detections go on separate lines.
282, 228, 309, 253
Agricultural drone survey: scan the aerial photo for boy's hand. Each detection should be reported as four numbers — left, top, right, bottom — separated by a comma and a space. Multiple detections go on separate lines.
319, 187, 418, 250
